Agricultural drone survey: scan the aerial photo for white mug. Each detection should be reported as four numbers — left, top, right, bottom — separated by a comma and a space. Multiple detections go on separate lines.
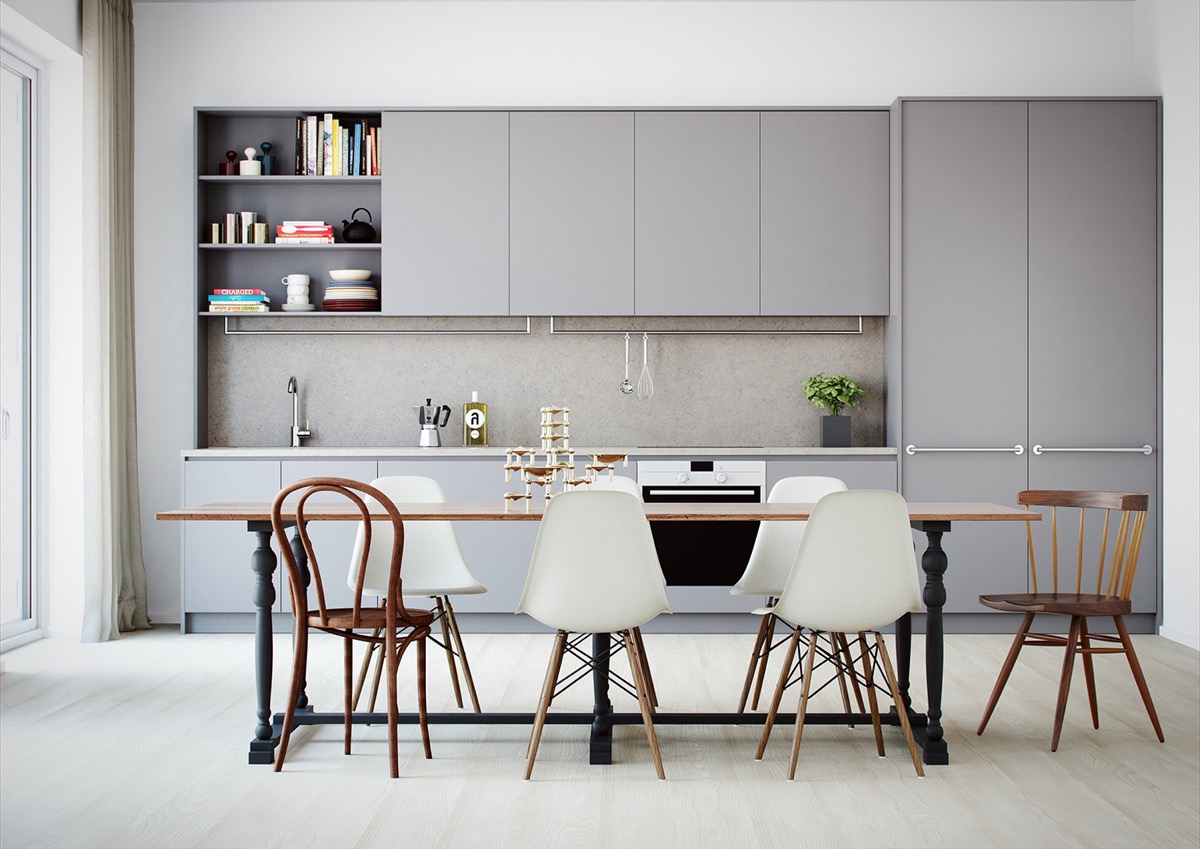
282, 273, 310, 288
286, 283, 310, 296
287, 295, 310, 305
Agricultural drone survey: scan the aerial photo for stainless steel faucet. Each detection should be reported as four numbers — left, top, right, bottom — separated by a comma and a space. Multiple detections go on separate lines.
287, 376, 312, 447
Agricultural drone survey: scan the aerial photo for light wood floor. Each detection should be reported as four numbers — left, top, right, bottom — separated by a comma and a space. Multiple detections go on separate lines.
2, 627, 1197, 849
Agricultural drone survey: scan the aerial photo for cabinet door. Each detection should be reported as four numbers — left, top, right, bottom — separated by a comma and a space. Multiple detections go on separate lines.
510, 112, 635, 315
767, 457, 897, 493
377, 460, 538, 614
280, 460, 379, 612
182, 460, 281, 613
760, 111, 890, 315
634, 111, 759, 315
382, 112, 509, 315
900, 101, 1030, 613
1027, 100, 1159, 611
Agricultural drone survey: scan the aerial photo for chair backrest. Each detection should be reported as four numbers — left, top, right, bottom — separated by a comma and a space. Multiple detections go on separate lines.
517, 490, 671, 633
584, 475, 642, 499
1017, 490, 1149, 600
773, 489, 921, 634
347, 476, 478, 597
272, 477, 409, 627
732, 476, 848, 596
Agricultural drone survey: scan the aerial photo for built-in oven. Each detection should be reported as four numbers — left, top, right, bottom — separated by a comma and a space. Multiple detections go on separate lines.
636, 460, 766, 588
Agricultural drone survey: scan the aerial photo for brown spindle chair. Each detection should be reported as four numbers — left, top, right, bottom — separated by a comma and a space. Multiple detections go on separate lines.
977, 490, 1164, 751
270, 477, 435, 778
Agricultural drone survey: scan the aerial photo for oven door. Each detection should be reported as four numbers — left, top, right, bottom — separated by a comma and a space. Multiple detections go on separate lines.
641, 485, 761, 586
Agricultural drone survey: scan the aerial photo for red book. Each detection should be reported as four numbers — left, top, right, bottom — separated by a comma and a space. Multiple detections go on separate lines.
211, 288, 267, 295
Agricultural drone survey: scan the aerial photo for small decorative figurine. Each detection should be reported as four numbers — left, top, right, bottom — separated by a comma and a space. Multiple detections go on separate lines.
239, 146, 262, 176
259, 141, 276, 176
218, 149, 238, 176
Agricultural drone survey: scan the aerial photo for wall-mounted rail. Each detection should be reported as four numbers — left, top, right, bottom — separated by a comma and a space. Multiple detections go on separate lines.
905, 444, 1025, 455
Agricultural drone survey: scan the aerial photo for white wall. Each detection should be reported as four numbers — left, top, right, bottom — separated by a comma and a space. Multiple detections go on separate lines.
133, 1, 1197, 644
0, 2, 85, 639
1136, 0, 1200, 649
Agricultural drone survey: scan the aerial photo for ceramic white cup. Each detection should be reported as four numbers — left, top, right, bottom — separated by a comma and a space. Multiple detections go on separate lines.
282, 273, 310, 288
286, 283, 310, 296
287, 294, 310, 305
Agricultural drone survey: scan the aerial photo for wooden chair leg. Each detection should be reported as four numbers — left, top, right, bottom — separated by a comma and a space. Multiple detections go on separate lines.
525, 631, 567, 779
386, 626, 400, 779
626, 629, 666, 780
275, 623, 309, 772
830, 633, 856, 728
1078, 617, 1100, 729
738, 612, 773, 713
859, 632, 885, 758
1113, 615, 1165, 742
343, 635, 354, 755
631, 627, 657, 710
751, 611, 779, 711
786, 631, 819, 780
836, 632, 867, 713
351, 630, 382, 710
443, 597, 482, 713
756, 628, 801, 760
434, 597, 465, 709
416, 634, 431, 759
1051, 616, 1083, 752
978, 611, 1036, 735
875, 632, 924, 777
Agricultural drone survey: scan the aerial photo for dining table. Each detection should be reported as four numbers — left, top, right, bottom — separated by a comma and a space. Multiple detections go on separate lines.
156, 499, 1039, 767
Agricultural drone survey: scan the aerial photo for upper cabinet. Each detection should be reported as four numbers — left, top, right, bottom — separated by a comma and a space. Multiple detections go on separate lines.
382, 111, 510, 315
509, 112, 636, 316
760, 111, 890, 316
634, 111, 761, 316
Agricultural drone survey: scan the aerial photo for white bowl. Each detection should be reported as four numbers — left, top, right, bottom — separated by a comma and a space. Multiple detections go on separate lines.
328, 269, 371, 282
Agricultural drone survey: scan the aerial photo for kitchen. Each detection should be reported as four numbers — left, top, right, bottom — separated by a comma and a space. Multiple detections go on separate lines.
1, 1, 1197, 847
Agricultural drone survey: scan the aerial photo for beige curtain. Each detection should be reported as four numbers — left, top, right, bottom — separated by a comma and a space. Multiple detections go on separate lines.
81, 0, 149, 641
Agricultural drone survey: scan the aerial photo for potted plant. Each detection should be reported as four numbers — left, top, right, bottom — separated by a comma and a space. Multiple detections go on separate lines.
802, 373, 868, 447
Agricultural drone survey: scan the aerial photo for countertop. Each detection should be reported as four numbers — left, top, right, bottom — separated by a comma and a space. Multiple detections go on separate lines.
181, 446, 898, 459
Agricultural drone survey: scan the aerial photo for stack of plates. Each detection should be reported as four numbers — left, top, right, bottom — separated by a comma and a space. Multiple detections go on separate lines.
322, 281, 379, 312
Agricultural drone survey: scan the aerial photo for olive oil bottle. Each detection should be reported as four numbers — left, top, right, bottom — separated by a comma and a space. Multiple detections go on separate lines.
463, 391, 488, 447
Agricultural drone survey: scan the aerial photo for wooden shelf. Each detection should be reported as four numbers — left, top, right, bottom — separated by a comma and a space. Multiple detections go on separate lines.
198, 175, 380, 184
198, 243, 380, 250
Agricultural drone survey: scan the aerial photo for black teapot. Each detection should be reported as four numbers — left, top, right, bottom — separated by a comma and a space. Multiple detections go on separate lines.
341, 207, 377, 243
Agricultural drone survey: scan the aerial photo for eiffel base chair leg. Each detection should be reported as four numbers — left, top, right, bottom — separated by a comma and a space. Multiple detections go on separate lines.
525, 631, 567, 779
755, 628, 802, 759
625, 629, 666, 780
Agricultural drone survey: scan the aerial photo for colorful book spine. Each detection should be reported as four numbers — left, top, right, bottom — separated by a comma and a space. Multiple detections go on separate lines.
305, 116, 318, 175
294, 117, 303, 175
209, 294, 270, 302
211, 288, 267, 295
208, 303, 270, 313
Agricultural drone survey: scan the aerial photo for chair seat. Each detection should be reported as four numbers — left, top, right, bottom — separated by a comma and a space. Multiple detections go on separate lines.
308, 606, 435, 630
979, 592, 1132, 617
362, 582, 487, 598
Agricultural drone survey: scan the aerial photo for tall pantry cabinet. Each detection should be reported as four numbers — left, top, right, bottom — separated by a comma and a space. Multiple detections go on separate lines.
896, 99, 1160, 616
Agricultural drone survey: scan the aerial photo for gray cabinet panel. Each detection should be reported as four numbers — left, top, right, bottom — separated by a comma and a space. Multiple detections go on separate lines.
377, 459, 538, 614
900, 101, 1030, 613
635, 112, 760, 315
280, 460, 379, 612
183, 460, 281, 613
767, 457, 897, 492
510, 112, 635, 315
760, 111, 890, 316
382, 112, 509, 315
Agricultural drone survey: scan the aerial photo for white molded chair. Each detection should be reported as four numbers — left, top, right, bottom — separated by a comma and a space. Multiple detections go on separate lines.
755, 489, 925, 779
517, 490, 672, 779
731, 476, 849, 712
584, 475, 642, 498
349, 476, 486, 713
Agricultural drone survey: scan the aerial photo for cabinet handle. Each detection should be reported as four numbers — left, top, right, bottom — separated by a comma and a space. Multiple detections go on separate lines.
905, 444, 1024, 456
1032, 444, 1154, 456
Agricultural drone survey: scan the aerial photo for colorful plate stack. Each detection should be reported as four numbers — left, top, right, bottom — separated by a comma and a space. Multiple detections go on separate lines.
322, 281, 379, 312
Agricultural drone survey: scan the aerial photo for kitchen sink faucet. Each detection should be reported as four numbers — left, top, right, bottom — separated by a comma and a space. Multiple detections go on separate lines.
287, 376, 312, 447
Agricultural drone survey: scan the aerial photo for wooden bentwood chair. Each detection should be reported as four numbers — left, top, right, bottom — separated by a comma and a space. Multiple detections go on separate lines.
270, 477, 435, 778
977, 490, 1164, 751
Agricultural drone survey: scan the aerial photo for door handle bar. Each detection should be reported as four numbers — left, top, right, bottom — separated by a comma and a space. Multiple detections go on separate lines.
1032, 444, 1154, 456
905, 444, 1024, 456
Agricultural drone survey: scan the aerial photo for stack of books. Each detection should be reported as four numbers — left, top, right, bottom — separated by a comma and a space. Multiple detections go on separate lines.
209, 289, 271, 313
275, 221, 334, 245
293, 113, 381, 177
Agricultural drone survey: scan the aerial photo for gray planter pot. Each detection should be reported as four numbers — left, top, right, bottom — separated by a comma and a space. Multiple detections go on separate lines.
821, 415, 852, 448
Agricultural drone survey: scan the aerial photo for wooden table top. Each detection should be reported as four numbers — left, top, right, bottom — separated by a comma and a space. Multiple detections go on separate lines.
157, 501, 1040, 523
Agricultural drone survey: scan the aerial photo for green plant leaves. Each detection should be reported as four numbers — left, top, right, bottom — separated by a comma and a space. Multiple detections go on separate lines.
801, 373, 867, 418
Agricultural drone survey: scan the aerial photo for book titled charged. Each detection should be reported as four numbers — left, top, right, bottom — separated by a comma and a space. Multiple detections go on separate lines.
211, 288, 268, 296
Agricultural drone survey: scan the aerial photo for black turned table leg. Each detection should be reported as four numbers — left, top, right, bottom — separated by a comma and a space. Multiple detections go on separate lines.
247, 522, 278, 765
895, 612, 913, 714
912, 520, 951, 766
590, 633, 613, 765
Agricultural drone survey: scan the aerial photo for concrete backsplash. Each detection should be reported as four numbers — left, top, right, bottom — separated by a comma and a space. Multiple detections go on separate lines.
206, 316, 885, 449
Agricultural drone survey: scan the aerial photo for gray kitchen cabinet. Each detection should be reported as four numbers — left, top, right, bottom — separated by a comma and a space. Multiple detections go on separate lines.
897, 99, 1161, 617
509, 112, 635, 316
280, 460, 379, 611
760, 111, 890, 316
182, 459, 281, 623
898, 100, 1031, 614
767, 457, 897, 493
634, 111, 760, 316
377, 459, 538, 614
1026, 100, 1160, 611
382, 111, 509, 315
